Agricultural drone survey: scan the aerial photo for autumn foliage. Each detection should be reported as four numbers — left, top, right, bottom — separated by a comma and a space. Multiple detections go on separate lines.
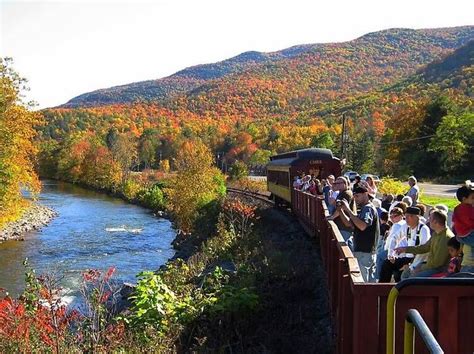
166, 140, 226, 232
38, 32, 474, 180
0, 58, 43, 227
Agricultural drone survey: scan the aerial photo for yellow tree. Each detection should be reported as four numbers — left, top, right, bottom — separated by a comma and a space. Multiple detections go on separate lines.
167, 140, 225, 233
0, 58, 43, 226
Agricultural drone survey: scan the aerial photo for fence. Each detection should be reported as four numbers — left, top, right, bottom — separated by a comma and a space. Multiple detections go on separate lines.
291, 188, 474, 354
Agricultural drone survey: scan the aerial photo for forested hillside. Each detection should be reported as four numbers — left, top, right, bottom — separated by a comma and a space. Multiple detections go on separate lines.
62, 45, 315, 107
41, 26, 474, 181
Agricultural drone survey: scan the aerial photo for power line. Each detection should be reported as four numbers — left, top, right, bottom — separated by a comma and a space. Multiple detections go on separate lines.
376, 134, 436, 146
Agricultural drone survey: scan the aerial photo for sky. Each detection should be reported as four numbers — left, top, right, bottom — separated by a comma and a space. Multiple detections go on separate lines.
1, 0, 473, 109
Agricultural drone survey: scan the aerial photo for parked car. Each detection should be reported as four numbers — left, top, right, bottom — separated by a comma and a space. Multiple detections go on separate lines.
361, 174, 380, 183
344, 171, 359, 182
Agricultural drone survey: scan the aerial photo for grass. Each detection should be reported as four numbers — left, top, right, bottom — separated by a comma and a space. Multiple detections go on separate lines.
420, 195, 458, 211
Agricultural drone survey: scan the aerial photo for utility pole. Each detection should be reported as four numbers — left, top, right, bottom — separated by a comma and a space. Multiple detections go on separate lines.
341, 113, 347, 159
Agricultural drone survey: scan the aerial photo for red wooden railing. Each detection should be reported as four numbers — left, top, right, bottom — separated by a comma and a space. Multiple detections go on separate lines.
291, 188, 474, 354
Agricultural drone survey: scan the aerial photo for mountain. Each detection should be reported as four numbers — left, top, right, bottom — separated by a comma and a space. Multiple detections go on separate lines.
410, 39, 473, 90
62, 45, 317, 108
61, 26, 474, 111
170, 27, 474, 118
41, 27, 474, 181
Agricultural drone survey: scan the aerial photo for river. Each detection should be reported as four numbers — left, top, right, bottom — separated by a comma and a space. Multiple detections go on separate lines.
0, 180, 176, 300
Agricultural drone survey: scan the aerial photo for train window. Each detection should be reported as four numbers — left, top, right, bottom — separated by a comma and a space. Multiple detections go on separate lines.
267, 170, 289, 187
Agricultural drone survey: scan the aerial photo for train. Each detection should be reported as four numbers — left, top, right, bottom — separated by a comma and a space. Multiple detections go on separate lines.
266, 148, 474, 354
266, 148, 342, 205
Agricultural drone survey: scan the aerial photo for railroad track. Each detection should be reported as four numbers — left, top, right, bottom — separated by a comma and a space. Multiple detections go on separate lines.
226, 187, 274, 205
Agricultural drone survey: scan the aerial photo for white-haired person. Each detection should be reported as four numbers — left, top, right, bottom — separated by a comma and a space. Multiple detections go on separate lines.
406, 176, 419, 206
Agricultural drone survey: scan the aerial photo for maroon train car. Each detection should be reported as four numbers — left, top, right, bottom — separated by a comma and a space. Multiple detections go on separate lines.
266, 148, 342, 205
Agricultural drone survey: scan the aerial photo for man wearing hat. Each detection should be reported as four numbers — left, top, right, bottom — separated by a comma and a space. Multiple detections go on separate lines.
379, 206, 431, 282
395, 209, 452, 278
338, 184, 379, 282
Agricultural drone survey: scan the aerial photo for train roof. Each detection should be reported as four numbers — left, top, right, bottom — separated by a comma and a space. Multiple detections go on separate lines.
270, 148, 336, 164
267, 148, 339, 167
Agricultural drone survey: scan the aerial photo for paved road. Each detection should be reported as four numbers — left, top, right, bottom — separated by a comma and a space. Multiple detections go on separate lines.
248, 176, 457, 198
418, 183, 457, 198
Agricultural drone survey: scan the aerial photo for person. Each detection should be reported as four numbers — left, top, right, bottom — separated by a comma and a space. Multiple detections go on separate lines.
352, 175, 362, 192
322, 175, 335, 211
338, 185, 379, 282
395, 210, 452, 278
388, 194, 405, 213
366, 176, 378, 199
379, 207, 406, 281
293, 176, 302, 189
432, 237, 462, 277
434, 203, 449, 215
327, 177, 356, 242
391, 201, 408, 214
374, 210, 390, 280
301, 175, 312, 192
308, 179, 316, 195
406, 176, 419, 206
379, 206, 430, 282
382, 194, 394, 211
371, 198, 386, 218
446, 237, 463, 275
460, 243, 474, 273
402, 196, 413, 209
452, 181, 474, 247
417, 204, 427, 224
313, 178, 324, 195
446, 237, 462, 276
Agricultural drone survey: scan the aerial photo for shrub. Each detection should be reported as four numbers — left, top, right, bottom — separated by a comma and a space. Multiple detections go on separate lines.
77, 267, 123, 352
378, 177, 407, 196
0, 260, 77, 353
203, 267, 259, 315
125, 271, 194, 342
138, 184, 165, 211
228, 161, 249, 180
121, 179, 143, 201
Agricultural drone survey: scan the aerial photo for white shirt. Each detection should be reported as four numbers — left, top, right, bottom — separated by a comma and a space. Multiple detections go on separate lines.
396, 222, 431, 269
384, 220, 407, 258
407, 185, 420, 205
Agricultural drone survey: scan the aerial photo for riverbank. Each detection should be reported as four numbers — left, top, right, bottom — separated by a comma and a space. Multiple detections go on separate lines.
0, 203, 58, 242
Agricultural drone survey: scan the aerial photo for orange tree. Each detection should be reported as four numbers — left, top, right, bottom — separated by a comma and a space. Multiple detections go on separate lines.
0, 58, 43, 227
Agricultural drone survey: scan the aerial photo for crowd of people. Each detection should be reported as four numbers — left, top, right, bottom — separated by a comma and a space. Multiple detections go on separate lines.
294, 174, 474, 283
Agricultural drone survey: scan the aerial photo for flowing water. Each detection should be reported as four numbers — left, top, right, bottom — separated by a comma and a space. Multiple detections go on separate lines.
0, 180, 175, 301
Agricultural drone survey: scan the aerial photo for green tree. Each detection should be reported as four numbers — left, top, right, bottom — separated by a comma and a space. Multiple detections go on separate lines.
429, 112, 474, 174
311, 131, 335, 149
229, 160, 249, 180
249, 149, 272, 165
138, 129, 159, 169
